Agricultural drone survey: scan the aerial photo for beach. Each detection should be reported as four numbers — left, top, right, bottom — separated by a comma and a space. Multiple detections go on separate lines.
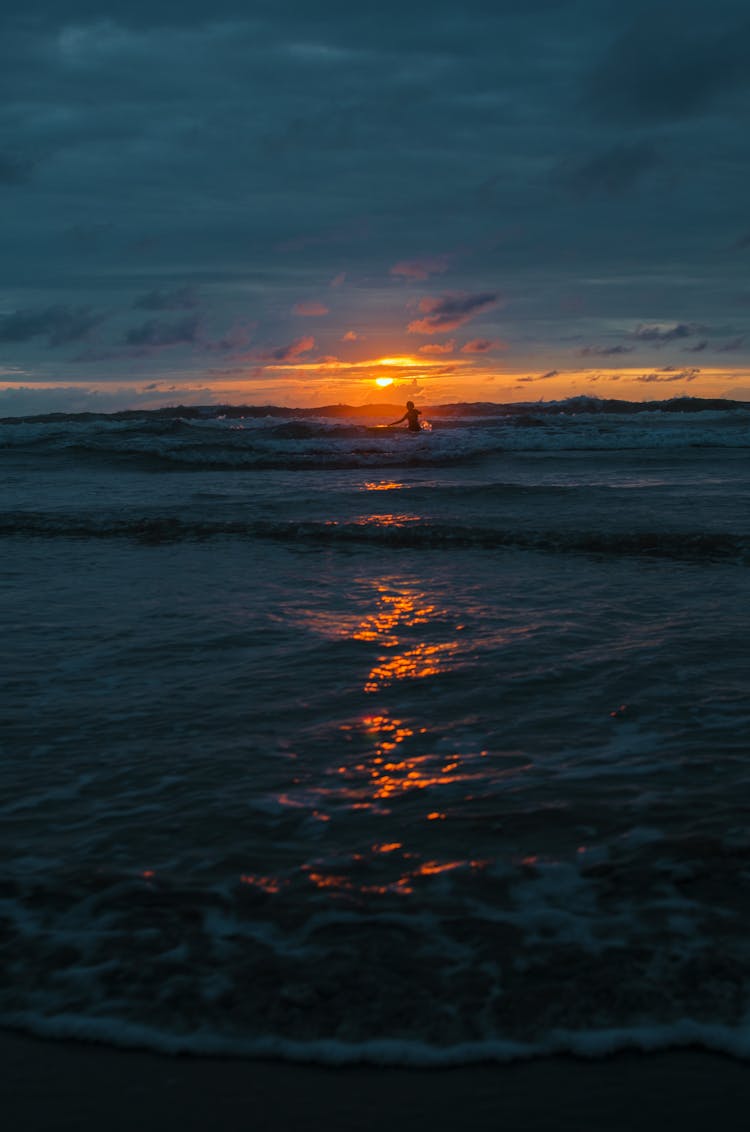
4, 1033, 750, 1132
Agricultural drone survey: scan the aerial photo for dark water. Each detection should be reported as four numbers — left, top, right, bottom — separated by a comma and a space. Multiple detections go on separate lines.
1, 404, 749, 1062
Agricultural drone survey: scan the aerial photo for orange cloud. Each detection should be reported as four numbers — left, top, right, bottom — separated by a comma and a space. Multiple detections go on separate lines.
342, 330, 358, 341
418, 339, 456, 355
262, 335, 315, 361
330, 273, 346, 288
293, 301, 330, 316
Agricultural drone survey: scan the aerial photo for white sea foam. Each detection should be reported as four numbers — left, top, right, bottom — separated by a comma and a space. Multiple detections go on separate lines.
3, 1011, 750, 1065
2, 408, 750, 468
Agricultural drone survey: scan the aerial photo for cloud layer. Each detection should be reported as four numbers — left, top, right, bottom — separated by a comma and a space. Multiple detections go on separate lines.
0, 0, 747, 401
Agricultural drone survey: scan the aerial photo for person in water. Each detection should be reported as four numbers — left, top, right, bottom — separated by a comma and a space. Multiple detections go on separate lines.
389, 400, 422, 432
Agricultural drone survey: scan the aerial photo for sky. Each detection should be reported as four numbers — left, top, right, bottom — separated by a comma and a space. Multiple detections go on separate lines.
2, 0, 750, 414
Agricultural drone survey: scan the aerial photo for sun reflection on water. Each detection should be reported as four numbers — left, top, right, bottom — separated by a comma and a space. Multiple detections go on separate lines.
336, 712, 484, 807
262, 577, 502, 896
300, 852, 486, 898
351, 582, 440, 645
364, 640, 459, 692
355, 581, 460, 691
354, 513, 421, 528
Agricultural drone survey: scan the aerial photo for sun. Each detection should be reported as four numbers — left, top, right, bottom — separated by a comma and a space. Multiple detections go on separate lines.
375, 376, 394, 387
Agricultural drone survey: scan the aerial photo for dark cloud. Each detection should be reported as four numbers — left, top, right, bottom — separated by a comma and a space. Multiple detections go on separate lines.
124, 314, 200, 348
580, 344, 635, 356
517, 369, 559, 383
64, 222, 116, 247
74, 317, 250, 362
203, 324, 254, 353
586, 11, 750, 123
635, 368, 700, 384
560, 143, 658, 197
133, 287, 200, 311
0, 305, 105, 347
407, 292, 499, 334
632, 323, 694, 344
0, 153, 35, 185
683, 340, 708, 353
277, 219, 371, 255
717, 336, 745, 352
461, 338, 502, 353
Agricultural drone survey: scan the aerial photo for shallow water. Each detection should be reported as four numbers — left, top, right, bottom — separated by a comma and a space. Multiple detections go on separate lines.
1, 405, 750, 1062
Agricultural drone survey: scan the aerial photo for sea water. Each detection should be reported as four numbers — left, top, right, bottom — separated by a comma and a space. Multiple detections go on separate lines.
1, 401, 750, 1063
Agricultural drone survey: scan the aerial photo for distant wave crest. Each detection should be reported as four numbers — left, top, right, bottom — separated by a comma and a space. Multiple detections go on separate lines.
2, 511, 747, 561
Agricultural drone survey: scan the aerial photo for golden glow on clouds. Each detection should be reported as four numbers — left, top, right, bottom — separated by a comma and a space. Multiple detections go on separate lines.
258, 352, 465, 378
2, 360, 748, 411
375, 355, 423, 368
219, 358, 750, 407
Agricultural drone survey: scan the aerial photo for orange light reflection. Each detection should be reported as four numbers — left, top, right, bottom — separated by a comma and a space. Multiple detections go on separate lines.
343, 713, 483, 804
351, 583, 440, 645
355, 513, 421, 529
364, 640, 458, 692
240, 874, 284, 894
303, 855, 486, 899
352, 581, 461, 693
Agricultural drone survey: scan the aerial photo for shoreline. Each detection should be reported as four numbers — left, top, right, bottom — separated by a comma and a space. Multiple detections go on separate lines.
3, 1031, 749, 1132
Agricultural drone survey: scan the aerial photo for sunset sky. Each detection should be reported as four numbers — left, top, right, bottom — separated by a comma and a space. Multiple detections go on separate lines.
2, 0, 750, 414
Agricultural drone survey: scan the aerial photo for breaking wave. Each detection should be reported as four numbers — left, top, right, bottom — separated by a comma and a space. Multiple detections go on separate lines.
2, 399, 750, 472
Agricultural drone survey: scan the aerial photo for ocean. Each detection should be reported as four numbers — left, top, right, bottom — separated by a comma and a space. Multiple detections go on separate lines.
2, 398, 749, 1064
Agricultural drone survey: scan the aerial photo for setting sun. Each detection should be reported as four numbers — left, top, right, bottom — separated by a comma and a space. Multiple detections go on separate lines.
375, 376, 394, 387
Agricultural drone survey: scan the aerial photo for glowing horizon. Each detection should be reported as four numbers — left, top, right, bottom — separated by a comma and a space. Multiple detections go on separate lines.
2, 358, 749, 416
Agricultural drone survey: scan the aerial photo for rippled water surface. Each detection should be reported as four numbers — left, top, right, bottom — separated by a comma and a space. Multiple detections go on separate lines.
1, 406, 749, 1062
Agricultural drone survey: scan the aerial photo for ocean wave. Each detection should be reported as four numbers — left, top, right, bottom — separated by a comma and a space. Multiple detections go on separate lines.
0, 419, 499, 469
2, 405, 750, 470
2, 838, 749, 1064
2, 512, 747, 560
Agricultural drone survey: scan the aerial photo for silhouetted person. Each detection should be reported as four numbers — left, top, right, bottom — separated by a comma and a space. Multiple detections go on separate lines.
389, 400, 422, 432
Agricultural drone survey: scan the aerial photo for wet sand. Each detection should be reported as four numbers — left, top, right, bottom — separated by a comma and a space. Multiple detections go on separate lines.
2, 1031, 748, 1132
